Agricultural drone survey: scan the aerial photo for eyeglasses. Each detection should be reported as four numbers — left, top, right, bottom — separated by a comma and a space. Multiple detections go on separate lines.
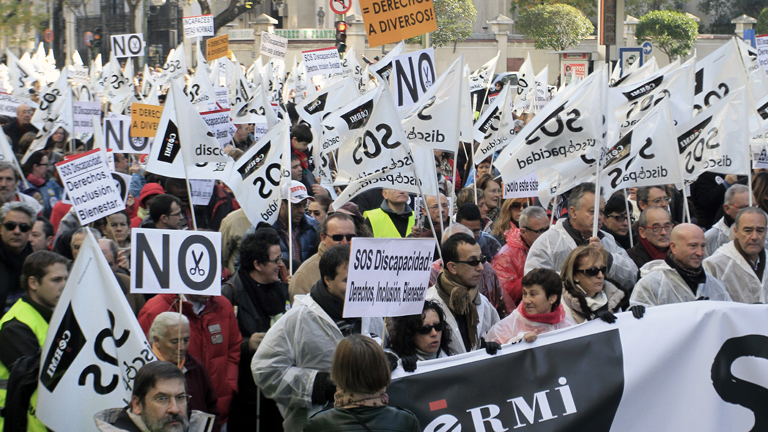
428, 204, 450, 210
648, 196, 672, 205
605, 214, 635, 223
641, 223, 674, 234
510, 202, 528, 210
3, 221, 31, 232
453, 256, 487, 267
152, 394, 192, 407
329, 234, 355, 242
577, 266, 607, 277
168, 211, 183, 218
522, 226, 549, 235
417, 322, 444, 334
268, 256, 282, 265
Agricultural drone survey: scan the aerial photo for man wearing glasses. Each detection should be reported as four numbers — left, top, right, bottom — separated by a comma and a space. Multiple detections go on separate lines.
425, 233, 501, 355
631, 224, 730, 307
95, 361, 210, 432
602, 193, 635, 250
628, 207, 673, 273
2, 104, 38, 152
0, 202, 37, 311
704, 184, 754, 256
150, 194, 187, 230
704, 207, 768, 304
290, 213, 356, 304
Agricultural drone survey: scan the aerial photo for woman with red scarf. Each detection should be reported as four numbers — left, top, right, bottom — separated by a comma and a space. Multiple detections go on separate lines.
485, 268, 575, 344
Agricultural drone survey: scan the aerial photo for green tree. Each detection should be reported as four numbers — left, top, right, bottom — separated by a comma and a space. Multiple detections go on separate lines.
757, 7, 768, 34
517, 4, 594, 51
431, 0, 476, 47
510, 0, 596, 21
636, 10, 698, 62
0, 0, 47, 48
626, 0, 689, 17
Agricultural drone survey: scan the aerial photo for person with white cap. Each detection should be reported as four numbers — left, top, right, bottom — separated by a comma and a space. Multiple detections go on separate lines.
272, 180, 319, 266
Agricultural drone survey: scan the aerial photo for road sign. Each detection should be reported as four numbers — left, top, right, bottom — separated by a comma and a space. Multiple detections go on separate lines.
330, 0, 352, 14
642, 41, 653, 56
84, 31, 94, 47
44, 29, 54, 43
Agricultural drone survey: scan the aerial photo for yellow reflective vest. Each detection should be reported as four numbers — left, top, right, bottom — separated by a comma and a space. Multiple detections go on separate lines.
364, 208, 415, 238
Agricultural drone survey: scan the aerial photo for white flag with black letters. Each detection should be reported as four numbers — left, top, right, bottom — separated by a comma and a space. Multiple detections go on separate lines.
468, 51, 499, 93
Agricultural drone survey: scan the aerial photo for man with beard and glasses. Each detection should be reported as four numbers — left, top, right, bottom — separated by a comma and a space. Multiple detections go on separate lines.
94, 361, 212, 432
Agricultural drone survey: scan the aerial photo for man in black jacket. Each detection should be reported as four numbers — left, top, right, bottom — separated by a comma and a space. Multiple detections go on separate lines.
2, 104, 37, 152
222, 227, 288, 431
0, 202, 36, 312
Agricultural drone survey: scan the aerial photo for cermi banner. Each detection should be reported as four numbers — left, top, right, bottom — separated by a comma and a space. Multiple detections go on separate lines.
359, 0, 437, 47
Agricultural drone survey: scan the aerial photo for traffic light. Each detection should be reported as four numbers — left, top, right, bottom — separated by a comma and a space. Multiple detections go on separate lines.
93, 27, 101, 48
335, 21, 347, 54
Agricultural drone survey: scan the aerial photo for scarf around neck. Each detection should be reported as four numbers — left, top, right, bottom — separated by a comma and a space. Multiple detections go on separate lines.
517, 301, 567, 325
239, 267, 288, 317
665, 252, 706, 294
436, 271, 479, 348
152, 344, 185, 370
334, 388, 389, 409
639, 236, 667, 260
27, 173, 46, 187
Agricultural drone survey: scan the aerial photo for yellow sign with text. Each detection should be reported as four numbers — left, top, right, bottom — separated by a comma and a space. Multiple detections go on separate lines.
359, 0, 437, 47
130, 103, 163, 138
206, 34, 229, 61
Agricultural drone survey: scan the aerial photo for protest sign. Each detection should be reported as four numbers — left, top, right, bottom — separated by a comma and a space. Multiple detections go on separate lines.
56, 149, 125, 225
0, 92, 24, 117
206, 34, 229, 61
755, 34, 768, 75
183, 14, 214, 39
392, 48, 436, 110
359, 0, 437, 47
504, 171, 538, 199
260, 31, 288, 60
389, 301, 768, 432
73, 101, 101, 134
201, 108, 237, 147
130, 103, 163, 138
110, 33, 145, 58
301, 47, 343, 78
189, 179, 215, 205
131, 228, 222, 296
104, 116, 131, 152
36, 230, 156, 432
67, 64, 88, 84
344, 238, 434, 318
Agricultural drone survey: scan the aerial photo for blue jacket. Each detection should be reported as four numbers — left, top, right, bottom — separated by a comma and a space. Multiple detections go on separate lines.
272, 215, 319, 264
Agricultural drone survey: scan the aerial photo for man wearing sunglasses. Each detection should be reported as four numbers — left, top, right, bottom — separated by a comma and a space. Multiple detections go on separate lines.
628, 207, 673, 273
290, 213, 356, 304
704, 184, 754, 256
704, 207, 768, 304
631, 224, 730, 307
525, 182, 638, 294
601, 193, 635, 250
0, 202, 37, 312
426, 233, 501, 355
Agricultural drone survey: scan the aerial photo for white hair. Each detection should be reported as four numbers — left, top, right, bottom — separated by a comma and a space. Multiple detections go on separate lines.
149, 312, 189, 341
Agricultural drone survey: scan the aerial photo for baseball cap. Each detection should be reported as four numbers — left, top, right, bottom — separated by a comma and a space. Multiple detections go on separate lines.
282, 180, 315, 204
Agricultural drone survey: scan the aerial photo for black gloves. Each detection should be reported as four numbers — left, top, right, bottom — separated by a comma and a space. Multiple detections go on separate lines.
481, 338, 501, 355
629, 305, 645, 319
401, 355, 419, 372
696, 296, 710, 301
311, 372, 337, 405
384, 351, 399, 372
595, 310, 617, 324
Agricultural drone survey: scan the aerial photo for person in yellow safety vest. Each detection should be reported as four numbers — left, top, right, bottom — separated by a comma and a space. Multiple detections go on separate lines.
0, 250, 70, 432
363, 189, 415, 238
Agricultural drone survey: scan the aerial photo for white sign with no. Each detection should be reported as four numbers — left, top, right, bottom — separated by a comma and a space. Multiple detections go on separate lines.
130, 228, 222, 295
110, 33, 145, 58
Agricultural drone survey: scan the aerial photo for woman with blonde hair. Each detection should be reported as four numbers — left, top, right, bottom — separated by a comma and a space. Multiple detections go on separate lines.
491, 198, 529, 244
303, 334, 420, 432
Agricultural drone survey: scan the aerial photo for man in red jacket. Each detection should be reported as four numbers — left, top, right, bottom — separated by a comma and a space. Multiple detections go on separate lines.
138, 294, 242, 426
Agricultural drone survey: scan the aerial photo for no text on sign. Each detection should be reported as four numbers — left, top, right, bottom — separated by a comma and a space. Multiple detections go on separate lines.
359, 0, 437, 48
206, 34, 229, 61
130, 228, 222, 296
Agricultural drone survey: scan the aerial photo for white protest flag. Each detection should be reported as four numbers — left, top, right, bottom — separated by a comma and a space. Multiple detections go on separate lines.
677, 86, 751, 183
263, 58, 286, 104
609, 62, 622, 86
30, 71, 70, 131
169, 79, 230, 164
296, 61, 314, 100
145, 87, 232, 180
21, 89, 74, 164
103, 54, 133, 109
495, 66, 607, 183
225, 120, 288, 226
459, 63, 473, 142
5, 49, 37, 96
246, 56, 263, 83
473, 84, 515, 161
607, 58, 695, 142
281, 56, 298, 104
140, 63, 155, 97
533, 66, 550, 112
341, 47, 364, 89
468, 51, 499, 93
402, 55, 463, 153
72, 49, 84, 67
600, 99, 683, 196
231, 83, 279, 127
513, 53, 536, 113
157, 43, 187, 87
694, 38, 749, 113
37, 230, 156, 432
369, 41, 405, 83
187, 63, 218, 111
196, 41, 212, 77
322, 83, 439, 202
0, 130, 24, 180
611, 56, 658, 88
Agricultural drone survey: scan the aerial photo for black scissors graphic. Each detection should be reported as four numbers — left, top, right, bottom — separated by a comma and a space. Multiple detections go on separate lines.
190, 251, 205, 276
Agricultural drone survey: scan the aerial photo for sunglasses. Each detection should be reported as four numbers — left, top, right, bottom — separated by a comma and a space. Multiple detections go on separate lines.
577, 266, 607, 277
453, 256, 487, 267
511, 202, 528, 210
523, 226, 549, 235
417, 322, 444, 334
606, 214, 635, 223
3, 221, 31, 232
330, 234, 355, 242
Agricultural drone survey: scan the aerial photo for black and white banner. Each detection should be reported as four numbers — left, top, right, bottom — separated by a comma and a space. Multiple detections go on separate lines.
391, 47, 436, 110
468, 51, 499, 93
389, 302, 768, 431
